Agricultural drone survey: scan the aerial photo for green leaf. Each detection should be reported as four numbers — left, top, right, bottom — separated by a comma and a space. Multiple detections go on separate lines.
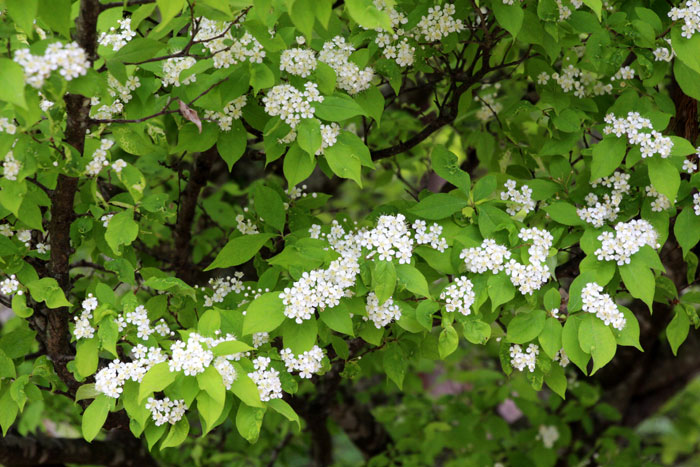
75, 383, 100, 402
138, 362, 177, 403
105, 210, 139, 254
0, 59, 27, 109
289, 0, 315, 38
672, 26, 700, 75
231, 367, 263, 407
396, 264, 431, 298
538, 317, 562, 359
314, 95, 367, 122
38, 0, 71, 37
355, 87, 384, 127
26, 278, 72, 309
196, 391, 222, 435
675, 207, 700, 257
561, 314, 590, 374
544, 202, 584, 226
0, 349, 16, 379
212, 340, 254, 356
242, 292, 286, 334
462, 318, 491, 345
236, 403, 265, 443
674, 60, 700, 101
197, 366, 225, 406
155, 0, 185, 30
284, 143, 316, 187
250, 62, 275, 94
438, 325, 459, 359
345, 0, 392, 31
578, 314, 616, 374
217, 120, 247, 171
431, 146, 470, 194
545, 364, 567, 399
667, 306, 690, 356
282, 318, 317, 353
75, 338, 99, 378
110, 38, 167, 63
409, 193, 468, 220
614, 306, 642, 351
160, 417, 189, 449
319, 303, 354, 336
382, 342, 406, 389
253, 185, 286, 232
82, 395, 111, 442
415, 300, 439, 331
324, 143, 363, 187
591, 136, 627, 180
648, 157, 679, 202
6, 0, 38, 39
619, 258, 655, 311
543, 288, 561, 311
492, 1, 524, 37
267, 398, 300, 429
507, 310, 546, 344
205, 233, 276, 270
296, 118, 322, 156
372, 260, 396, 306
582, 0, 602, 20
488, 273, 515, 311
11, 293, 33, 318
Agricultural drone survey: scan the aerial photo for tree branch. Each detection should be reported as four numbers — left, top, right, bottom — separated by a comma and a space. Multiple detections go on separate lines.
99, 0, 155, 10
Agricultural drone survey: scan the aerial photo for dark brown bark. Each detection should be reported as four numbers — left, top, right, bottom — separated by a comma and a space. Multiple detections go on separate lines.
0, 433, 157, 466
173, 147, 218, 283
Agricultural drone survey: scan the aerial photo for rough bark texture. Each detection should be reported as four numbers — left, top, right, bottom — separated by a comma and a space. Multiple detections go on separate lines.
0, 433, 157, 466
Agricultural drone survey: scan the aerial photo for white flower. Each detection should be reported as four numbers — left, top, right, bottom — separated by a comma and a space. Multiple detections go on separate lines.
364, 292, 402, 328
262, 82, 324, 128
0, 275, 21, 296
112, 159, 127, 173
510, 343, 539, 372
13, 42, 89, 88
281, 345, 324, 379
669, 1, 700, 39
0, 117, 16, 134
98, 18, 137, 51
440, 277, 475, 316
500, 180, 535, 216
594, 219, 659, 265
539, 425, 560, 448
2, 151, 21, 181
162, 56, 197, 87
318, 36, 374, 94
581, 282, 626, 330
602, 112, 673, 159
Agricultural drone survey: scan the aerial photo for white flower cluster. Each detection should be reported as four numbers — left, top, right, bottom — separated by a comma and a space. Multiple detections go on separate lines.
204, 95, 247, 131
92, 98, 124, 120
318, 36, 374, 95
538, 425, 560, 449
263, 82, 323, 128
316, 123, 340, 155
194, 18, 265, 68
100, 213, 113, 228
85, 139, 115, 176
440, 276, 475, 316
107, 74, 141, 103
594, 219, 660, 265
14, 42, 89, 88
145, 397, 187, 426
501, 180, 535, 216
581, 282, 626, 330
510, 343, 539, 372
112, 159, 127, 173
169, 333, 215, 376
236, 211, 259, 235
553, 348, 569, 367
361, 214, 415, 263
162, 56, 197, 87
0, 117, 16, 134
612, 66, 635, 81
280, 48, 317, 77
545, 65, 613, 98
98, 18, 136, 51
461, 239, 512, 274
683, 159, 697, 174
202, 273, 244, 307
603, 112, 673, 158
554, 0, 582, 21
39, 95, 54, 112
2, 152, 21, 181
645, 185, 671, 212
95, 347, 168, 398
669, 0, 700, 39
281, 345, 324, 378
370, 1, 414, 67
412, 220, 448, 252
16, 229, 32, 247
415, 4, 464, 42
252, 332, 269, 348
248, 357, 283, 401
504, 228, 552, 295
73, 294, 98, 340
279, 253, 359, 323
364, 292, 402, 328
125, 305, 155, 340
693, 192, 700, 216
475, 86, 503, 122
0, 275, 21, 296
213, 356, 238, 389
578, 172, 630, 227
0, 224, 12, 237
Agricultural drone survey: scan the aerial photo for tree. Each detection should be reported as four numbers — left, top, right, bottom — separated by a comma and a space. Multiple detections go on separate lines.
0, 0, 699, 464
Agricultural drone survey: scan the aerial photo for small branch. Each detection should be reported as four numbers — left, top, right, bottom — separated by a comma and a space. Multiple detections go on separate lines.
99, 0, 155, 11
